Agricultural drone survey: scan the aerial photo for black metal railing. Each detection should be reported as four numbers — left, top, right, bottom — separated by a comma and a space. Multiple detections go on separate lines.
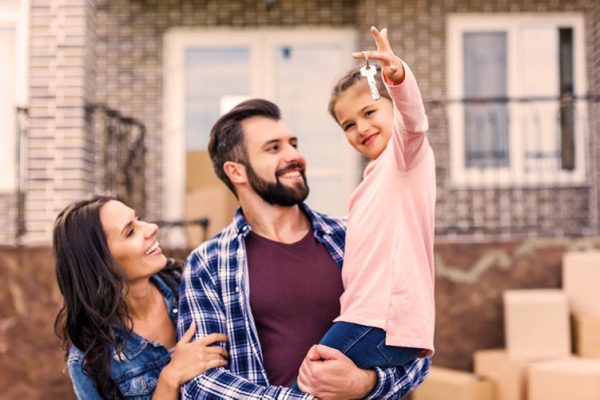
88, 103, 147, 216
154, 218, 211, 251
14, 107, 28, 244
426, 94, 599, 239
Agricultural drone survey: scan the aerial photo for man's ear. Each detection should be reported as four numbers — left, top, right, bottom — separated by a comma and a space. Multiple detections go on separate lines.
223, 161, 247, 185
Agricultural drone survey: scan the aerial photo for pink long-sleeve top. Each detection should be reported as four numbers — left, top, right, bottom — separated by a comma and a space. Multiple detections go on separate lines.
335, 63, 436, 354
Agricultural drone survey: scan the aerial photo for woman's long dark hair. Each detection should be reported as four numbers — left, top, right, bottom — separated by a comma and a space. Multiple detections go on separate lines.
53, 195, 181, 399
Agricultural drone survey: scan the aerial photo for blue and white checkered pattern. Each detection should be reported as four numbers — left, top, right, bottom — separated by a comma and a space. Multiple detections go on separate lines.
178, 203, 430, 399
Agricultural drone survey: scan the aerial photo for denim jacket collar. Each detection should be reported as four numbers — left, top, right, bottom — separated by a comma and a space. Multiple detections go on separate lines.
113, 274, 178, 361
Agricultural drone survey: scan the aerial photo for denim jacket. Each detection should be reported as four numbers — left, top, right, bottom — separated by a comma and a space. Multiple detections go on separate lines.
67, 274, 179, 399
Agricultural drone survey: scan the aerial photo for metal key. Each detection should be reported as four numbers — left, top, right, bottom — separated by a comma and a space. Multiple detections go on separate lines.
360, 64, 380, 101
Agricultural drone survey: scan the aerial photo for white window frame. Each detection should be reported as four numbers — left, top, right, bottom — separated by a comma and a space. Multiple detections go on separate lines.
0, 0, 29, 193
446, 13, 587, 188
162, 28, 358, 222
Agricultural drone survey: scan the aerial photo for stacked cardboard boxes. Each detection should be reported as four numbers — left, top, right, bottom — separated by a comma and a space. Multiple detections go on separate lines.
563, 252, 600, 360
413, 367, 494, 400
413, 251, 600, 400
474, 289, 571, 400
473, 251, 600, 400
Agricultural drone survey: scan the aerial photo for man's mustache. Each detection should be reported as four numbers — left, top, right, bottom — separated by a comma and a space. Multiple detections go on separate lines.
276, 163, 305, 177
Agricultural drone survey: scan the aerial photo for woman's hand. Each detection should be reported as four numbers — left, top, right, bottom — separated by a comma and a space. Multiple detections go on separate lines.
160, 321, 228, 388
353, 26, 406, 86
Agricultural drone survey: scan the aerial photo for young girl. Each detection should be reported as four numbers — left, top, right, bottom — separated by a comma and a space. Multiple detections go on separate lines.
297, 26, 435, 389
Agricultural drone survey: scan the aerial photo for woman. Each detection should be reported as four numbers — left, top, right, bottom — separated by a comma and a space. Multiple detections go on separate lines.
53, 195, 228, 399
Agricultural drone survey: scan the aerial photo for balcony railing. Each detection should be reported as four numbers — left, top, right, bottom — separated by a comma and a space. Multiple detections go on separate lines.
88, 103, 147, 216
14, 106, 28, 244
426, 94, 599, 239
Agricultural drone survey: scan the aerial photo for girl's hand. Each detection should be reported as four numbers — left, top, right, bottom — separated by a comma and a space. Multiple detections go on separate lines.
160, 321, 228, 387
353, 26, 406, 86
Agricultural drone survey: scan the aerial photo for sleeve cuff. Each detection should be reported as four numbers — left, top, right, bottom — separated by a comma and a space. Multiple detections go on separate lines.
363, 367, 390, 400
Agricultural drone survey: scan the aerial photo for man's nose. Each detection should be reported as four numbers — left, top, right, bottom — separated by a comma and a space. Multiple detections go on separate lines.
283, 144, 303, 162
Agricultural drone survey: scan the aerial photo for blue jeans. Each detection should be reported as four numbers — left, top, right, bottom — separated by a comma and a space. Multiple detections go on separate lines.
319, 322, 422, 369
292, 322, 422, 390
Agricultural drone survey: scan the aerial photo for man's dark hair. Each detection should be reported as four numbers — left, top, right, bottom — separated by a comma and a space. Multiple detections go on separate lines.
208, 98, 281, 194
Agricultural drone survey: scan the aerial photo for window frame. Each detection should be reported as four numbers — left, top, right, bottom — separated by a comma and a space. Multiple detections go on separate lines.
0, 0, 29, 193
446, 13, 587, 188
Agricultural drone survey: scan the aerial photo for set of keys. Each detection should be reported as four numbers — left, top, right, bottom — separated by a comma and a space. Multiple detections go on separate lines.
359, 52, 380, 101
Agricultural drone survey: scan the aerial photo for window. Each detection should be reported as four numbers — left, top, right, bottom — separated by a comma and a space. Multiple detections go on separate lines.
447, 14, 587, 187
163, 29, 359, 224
0, 0, 28, 192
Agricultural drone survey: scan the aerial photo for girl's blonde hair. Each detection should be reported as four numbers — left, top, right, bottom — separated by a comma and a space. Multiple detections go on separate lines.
327, 64, 391, 123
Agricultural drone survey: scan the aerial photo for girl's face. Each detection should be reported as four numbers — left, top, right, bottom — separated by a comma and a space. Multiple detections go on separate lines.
100, 200, 167, 284
333, 80, 394, 160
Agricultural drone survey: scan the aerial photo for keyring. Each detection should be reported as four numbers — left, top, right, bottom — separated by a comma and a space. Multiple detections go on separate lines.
363, 51, 369, 68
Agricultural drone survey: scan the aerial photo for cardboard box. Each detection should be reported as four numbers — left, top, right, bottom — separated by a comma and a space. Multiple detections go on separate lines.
185, 187, 237, 244
529, 358, 600, 400
413, 367, 493, 400
503, 289, 571, 361
572, 315, 600, 358
474, 349, 533, 400
185, 150, 238, 244
186, 151, 223, 190
563, 252, 600, 317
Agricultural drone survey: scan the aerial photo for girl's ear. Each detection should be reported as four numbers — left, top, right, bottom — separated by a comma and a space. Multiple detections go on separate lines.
223, 161, 247, 185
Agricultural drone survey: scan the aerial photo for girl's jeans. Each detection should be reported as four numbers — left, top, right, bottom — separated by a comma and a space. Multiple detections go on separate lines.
292, 321, 422, 390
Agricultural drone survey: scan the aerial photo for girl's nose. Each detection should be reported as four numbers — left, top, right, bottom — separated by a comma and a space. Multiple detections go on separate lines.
356, 118, 370, 135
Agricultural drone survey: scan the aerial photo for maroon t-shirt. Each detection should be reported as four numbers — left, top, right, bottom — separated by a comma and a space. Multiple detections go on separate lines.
246, 229, 344, 386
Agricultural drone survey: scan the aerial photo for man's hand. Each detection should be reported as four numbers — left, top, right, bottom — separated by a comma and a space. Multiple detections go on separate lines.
297, 345, 377, 400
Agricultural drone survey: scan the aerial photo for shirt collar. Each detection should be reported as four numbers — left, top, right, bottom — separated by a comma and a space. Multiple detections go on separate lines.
232, 203, 333, 238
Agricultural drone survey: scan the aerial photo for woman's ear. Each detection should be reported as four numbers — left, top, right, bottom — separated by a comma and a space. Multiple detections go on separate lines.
223, 161, 247, 185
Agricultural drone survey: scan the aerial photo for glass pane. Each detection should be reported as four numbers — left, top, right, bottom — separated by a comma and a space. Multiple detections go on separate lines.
185, 48, 250, 150
304, 177, 344, 217
274, 43, 353, 215
463, 32, 509, 168
274, 44, 347, 170
517, 26, 560, 173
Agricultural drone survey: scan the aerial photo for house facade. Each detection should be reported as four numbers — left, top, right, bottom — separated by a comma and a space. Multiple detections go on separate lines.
0, 0, 598, 245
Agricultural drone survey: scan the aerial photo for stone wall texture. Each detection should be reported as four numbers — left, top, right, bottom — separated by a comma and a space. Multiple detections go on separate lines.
3, 239, 600, 397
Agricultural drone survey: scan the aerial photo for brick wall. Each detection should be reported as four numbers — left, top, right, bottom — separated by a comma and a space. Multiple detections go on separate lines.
24, 0, 97, 243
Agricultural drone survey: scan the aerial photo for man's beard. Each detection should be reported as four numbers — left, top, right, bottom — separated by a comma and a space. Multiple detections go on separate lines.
245, 162, 309, 206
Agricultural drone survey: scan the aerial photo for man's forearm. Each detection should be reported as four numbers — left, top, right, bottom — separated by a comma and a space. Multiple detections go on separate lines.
182, 369, 312, 400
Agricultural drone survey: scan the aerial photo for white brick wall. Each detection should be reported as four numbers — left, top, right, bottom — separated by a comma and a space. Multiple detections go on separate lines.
22, 0, 96, 244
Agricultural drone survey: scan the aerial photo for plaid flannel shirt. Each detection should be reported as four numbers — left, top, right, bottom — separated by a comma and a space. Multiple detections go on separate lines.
178, 203, 430, 399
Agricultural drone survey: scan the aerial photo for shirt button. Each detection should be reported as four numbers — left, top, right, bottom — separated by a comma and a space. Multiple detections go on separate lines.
173, 308, 178, 313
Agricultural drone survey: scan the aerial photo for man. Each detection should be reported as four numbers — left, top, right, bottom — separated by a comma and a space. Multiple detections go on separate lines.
178, 99, 430, 399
